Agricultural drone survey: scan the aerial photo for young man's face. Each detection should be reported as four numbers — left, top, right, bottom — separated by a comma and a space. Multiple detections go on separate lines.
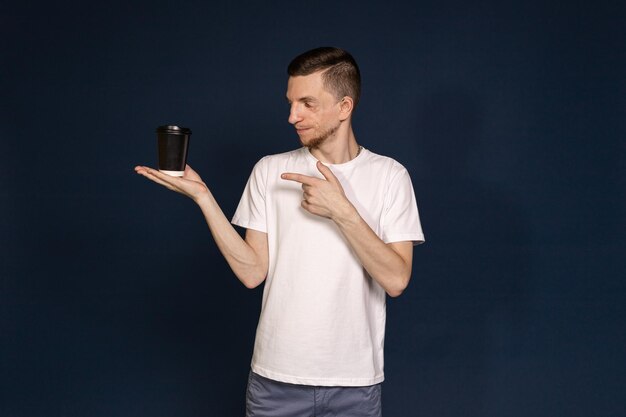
286, 71, 343, 149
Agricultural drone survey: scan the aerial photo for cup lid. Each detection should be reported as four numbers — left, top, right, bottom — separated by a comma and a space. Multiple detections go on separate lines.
156, 125, 192, 135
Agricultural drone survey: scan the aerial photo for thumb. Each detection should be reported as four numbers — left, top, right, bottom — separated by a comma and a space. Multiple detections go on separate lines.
316, 161, 339, 184
184, 164, 203, 182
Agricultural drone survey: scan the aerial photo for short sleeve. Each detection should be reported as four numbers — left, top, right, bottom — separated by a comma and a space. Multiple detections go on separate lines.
232, 157, 268, 233
381, 166, 425, 245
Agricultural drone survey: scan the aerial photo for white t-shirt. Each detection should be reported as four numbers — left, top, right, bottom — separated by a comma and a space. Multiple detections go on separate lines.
232, 147, 424, 386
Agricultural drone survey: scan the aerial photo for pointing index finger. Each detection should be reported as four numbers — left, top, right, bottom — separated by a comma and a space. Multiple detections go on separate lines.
281, 173, 319, 185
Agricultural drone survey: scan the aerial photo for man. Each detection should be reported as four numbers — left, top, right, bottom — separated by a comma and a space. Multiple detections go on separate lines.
135, 47, 424, 416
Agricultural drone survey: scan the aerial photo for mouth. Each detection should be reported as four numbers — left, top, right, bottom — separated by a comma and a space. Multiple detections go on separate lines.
295, 127, 311, 135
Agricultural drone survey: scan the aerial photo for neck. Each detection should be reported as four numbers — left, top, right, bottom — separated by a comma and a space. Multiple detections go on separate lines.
309, 124, 359, 164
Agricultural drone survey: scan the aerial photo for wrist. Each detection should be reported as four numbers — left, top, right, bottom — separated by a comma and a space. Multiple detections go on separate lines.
193, 188, 212, 206
332, 200, 360, 227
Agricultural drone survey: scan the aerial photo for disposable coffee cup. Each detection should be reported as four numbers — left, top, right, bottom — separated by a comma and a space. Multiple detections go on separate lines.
156, 125, 191, 177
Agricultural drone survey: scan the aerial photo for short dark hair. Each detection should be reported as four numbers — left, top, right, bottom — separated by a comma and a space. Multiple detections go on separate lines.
288, 47, 361, 107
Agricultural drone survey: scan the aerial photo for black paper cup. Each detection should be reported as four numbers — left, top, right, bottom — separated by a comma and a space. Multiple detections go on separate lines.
156, 125, 191, 176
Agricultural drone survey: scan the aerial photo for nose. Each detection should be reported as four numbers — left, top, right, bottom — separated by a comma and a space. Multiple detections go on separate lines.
288, 103, 302, 125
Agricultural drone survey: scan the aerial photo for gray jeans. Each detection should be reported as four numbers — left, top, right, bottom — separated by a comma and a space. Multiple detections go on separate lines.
245, 371, 383, 417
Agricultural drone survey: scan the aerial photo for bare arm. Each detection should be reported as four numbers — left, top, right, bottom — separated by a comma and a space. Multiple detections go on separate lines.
135, 165, 268, 288
282, 161, 413, 297
333, 212, 413, 298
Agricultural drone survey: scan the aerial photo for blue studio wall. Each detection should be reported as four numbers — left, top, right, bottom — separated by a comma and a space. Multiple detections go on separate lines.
1, 1, 624, 416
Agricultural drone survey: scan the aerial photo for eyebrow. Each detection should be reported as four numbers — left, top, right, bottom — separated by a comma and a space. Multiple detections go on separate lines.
285, 96, 318, 103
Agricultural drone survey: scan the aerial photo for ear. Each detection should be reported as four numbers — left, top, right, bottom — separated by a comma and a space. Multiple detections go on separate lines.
338, 96, 354, 121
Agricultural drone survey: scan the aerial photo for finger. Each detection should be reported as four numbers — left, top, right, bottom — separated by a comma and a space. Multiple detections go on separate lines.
140, 167, 182, 190
139, 170, 179, 192
143, 167, 179, 183
316, 161, 339, 184
301, 199, 323, 217
281, 173, 318, 185
184, 164, 203, 182
135, 165, 152, 174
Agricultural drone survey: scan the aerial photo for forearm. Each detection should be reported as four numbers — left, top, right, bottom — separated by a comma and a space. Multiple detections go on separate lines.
333, 205, 412, 297
195, 192, 267, 288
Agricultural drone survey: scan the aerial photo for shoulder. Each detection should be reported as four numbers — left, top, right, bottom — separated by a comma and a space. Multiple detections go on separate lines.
249, 148, 308, 172
257, 148, 306, 165
360, 148, 410, 180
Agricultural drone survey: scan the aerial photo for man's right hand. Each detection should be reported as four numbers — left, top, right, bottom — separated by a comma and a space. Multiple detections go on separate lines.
134, 163, 268, 288
134, 164, 210, 204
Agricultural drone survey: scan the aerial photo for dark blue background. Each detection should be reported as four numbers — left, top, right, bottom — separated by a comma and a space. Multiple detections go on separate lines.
2, 1, 624, 416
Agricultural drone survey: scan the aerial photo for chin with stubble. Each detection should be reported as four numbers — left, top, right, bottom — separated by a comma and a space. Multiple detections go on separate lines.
300, 123, 340, 150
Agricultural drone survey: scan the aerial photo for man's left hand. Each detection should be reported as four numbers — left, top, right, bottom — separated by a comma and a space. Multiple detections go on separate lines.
281, 161, 355, 220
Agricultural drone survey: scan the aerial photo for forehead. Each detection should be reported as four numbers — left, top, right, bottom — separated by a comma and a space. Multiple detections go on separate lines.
286, 71, 331, 100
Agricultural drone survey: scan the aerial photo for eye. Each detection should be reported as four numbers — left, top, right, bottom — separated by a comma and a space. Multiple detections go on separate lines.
304, 102, 313, 108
